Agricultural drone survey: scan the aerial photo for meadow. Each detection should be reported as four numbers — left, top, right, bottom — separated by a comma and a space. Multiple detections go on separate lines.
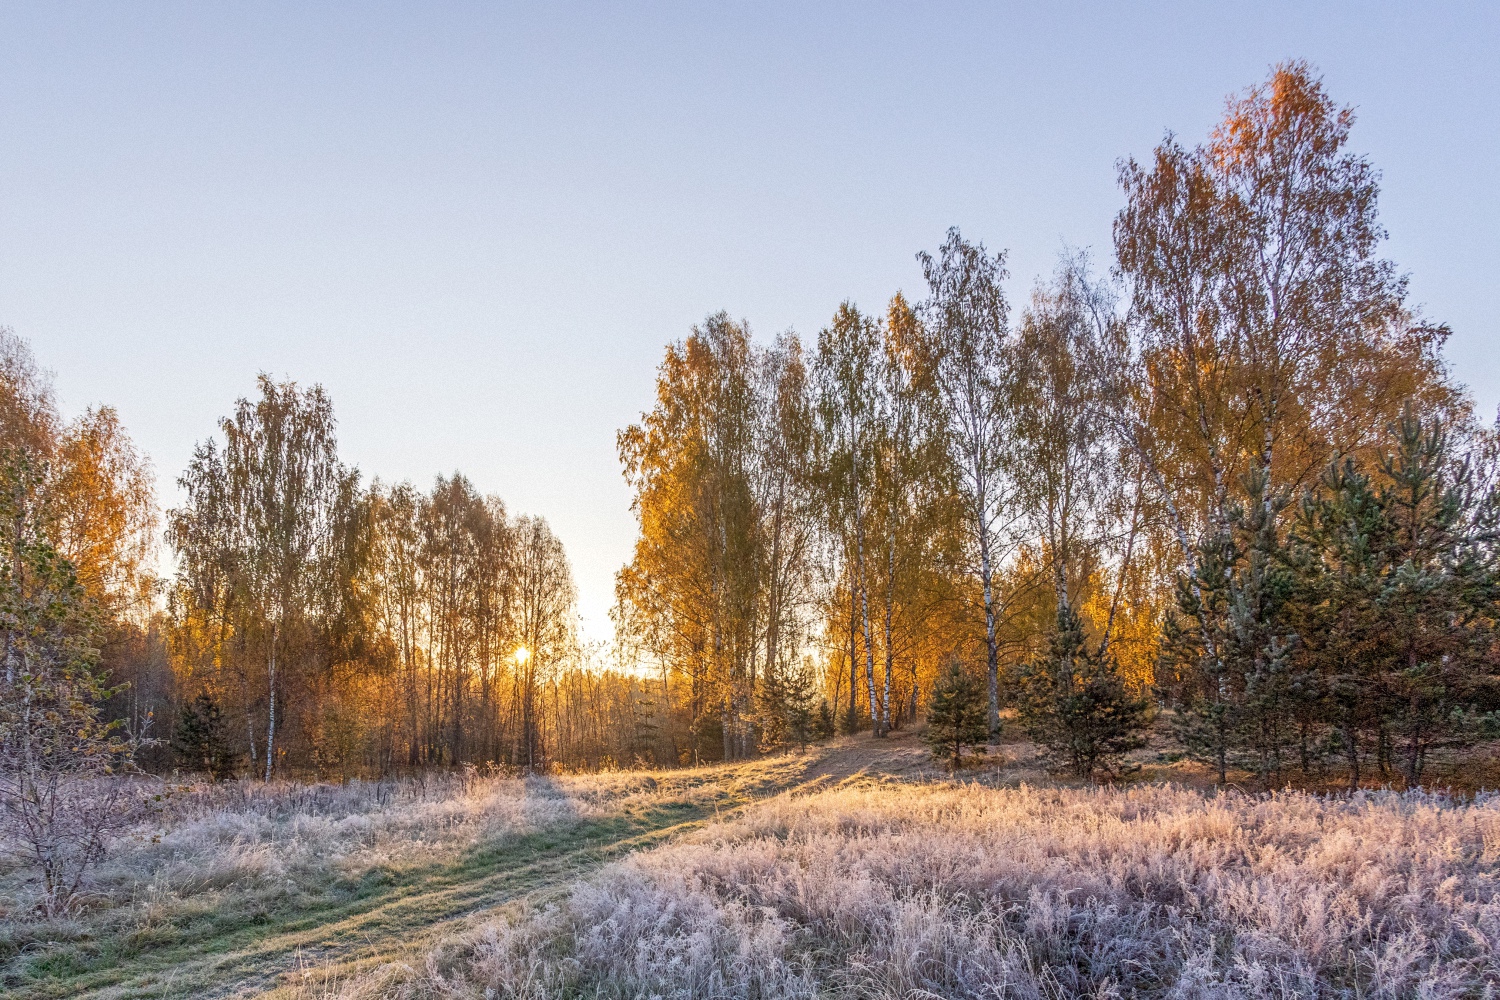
8, 734, 1500, 999
0, 756, 813, 999
350, 780, 1500, 999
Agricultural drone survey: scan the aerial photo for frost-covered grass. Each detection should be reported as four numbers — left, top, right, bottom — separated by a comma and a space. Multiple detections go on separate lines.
11, 744, 1500, 1000
0, 772, 596, 915
0, 765, 758, 995
383, 781, 1500, 1000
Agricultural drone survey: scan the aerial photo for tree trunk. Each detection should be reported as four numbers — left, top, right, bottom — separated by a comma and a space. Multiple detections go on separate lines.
1404, 651, 1423, 788
856, 511, 881, 737
1405, 690, 1423, 789
406, 635, 419, 767
765, 480, 784, 721
264, 622, 278, 782
882, 534, 895, 734
978, 514, 1000, 741
722, 694, 733, 762
1215, 702, 1227, 787
1299, 717, 1310, 776
847, 576, 859, 734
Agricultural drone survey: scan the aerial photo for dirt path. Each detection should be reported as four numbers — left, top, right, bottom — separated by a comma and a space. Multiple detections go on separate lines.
11, 734, 1028, 1000
258, 731, 1025, 998
252, 735, 972, 998
17, 751, 828, 1000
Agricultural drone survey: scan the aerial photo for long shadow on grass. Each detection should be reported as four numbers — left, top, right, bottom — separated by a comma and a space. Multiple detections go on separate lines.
3, 790, 725, 1000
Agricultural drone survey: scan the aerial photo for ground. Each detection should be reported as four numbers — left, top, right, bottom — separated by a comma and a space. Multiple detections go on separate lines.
4, 727, 1497, 999
2, 731, 952, 1000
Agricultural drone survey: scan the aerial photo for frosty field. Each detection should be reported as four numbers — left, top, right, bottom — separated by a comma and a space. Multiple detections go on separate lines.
363, 778, 1500, 1000
7, 734, 1499, 1000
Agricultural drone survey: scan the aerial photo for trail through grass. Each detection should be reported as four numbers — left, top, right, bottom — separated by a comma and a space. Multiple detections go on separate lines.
0, 749, 839, 1000
381, 775, 1500, 1000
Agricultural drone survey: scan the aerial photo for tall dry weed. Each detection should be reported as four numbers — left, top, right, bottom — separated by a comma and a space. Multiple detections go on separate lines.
409, 782, 1500, 999
0, 768, 718, 950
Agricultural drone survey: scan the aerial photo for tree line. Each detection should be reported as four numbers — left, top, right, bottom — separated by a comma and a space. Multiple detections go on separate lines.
1, 61, 1496, 795
165, 378, 598, 778
615, 62, 1498, 784
0, 355, 661, 781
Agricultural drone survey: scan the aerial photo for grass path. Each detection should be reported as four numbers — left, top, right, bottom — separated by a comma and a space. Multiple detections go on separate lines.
9, 748, 847, 1000
83, 814, 701, 999
9, 725, 1423, 999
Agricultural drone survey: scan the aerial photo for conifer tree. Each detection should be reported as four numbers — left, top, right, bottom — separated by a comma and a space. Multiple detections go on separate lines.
755, 660, 791, 752
173, 691, 237, 779
1018, 607, 1148, 781
1227, 472, 1300, 788
924, 659, 988, 767
1376, 410, 1494, 786
812, 699, 835, 742
782, 658, 819, 749
1288, 457, 1393, 787
1162, 470, 1298, 786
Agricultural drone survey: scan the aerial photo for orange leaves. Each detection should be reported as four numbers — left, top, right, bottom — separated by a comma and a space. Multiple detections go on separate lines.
50, 406, 159, 620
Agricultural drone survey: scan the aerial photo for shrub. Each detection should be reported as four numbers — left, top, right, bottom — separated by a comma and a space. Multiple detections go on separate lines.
0, 451, 137, 917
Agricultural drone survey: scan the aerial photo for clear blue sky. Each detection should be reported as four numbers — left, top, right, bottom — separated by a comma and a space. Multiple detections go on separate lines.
2, 3, 1495, 643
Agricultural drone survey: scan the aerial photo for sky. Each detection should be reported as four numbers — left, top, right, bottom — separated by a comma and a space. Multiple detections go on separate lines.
1, 3, 1495, 643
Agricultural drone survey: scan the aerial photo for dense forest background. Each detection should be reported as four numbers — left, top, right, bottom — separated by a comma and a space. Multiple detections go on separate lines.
3, 63, 1496, 785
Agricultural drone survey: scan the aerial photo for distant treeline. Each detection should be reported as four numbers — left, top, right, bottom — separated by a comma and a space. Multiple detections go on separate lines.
1, 62, 1496, 786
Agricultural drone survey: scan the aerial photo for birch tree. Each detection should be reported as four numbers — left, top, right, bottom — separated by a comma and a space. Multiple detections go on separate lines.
814, 304, 886, 734
1118, 62, 1462, 783
916, 230, 1015, 737
754, 334, 818, 742
50, 407, 158, 621
170, 376, 349, 781
616, 315, 763, 760
1013, 258, 1126, 621
511, 514, 576, 770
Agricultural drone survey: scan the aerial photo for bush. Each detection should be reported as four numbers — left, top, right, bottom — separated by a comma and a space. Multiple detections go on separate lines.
0, 451, 137, 916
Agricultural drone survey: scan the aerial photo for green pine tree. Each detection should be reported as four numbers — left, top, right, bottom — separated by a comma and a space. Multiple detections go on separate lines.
812, 699, 835, 742
1375, 409, 1493, 786
1288, 455, 1392, 788
173, 690, 238, 780
1018, 606, 1149, 781
782, 658, 819, 749
924, 659, 988, 767
756, 661, 791, 752
1287, 408, 1500, 788
1161, 468, 1297, 787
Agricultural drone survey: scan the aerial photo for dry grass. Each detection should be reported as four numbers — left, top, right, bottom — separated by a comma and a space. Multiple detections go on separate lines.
0, 763, 790, 997
9, 739, 1500, 999
0, 771, 632, 916
355, 780, 1500, 1000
